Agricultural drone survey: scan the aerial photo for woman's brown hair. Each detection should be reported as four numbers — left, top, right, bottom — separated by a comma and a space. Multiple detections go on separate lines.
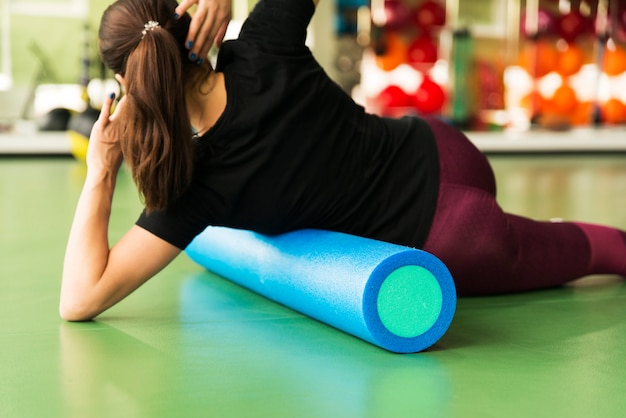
98, 0, 203, 212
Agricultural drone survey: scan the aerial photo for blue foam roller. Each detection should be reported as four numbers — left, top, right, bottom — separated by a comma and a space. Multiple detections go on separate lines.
185, 227, 456, 353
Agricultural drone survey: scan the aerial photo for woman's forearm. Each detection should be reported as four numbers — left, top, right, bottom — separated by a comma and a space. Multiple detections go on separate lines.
59, 94, 181, 321
60, 168, 118, 321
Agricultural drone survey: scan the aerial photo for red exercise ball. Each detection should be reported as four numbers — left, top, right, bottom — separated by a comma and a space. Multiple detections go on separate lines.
407, 34, 438, 70
556, 11, 593, 42
378, 85, 413, 110
384, 0, 412, 30
413, 0, 446, 31
413, 77, 445, 114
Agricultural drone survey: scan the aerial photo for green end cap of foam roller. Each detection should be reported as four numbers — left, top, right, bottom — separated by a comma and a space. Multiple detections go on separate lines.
377, 265, 443, 338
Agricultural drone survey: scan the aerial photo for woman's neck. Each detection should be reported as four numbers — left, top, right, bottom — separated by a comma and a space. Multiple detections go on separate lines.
186, 69, 226, 137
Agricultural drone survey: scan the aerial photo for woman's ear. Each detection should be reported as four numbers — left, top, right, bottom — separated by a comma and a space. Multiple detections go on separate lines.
115, 74, 127, 92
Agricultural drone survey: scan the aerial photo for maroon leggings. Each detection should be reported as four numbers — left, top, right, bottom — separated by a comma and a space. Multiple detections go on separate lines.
422, 118, 597, 296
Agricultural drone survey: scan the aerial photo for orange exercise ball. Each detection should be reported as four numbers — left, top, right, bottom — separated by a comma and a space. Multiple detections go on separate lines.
375, 32, 408, 72
519, 40, 558, 78
557, 42, 585, 77
520, 91, 547, 116
600, 98, 626, 124
568, 101, 593, 126
602, 44, 626, 76
550, 84, 579, 114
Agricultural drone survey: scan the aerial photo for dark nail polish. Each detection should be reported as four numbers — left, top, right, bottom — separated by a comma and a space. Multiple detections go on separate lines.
197, 58, 203, 65
173, 13, 179, 19
187, 40, 193, 49
189, 52, 197, 61
109, 92, 115, 99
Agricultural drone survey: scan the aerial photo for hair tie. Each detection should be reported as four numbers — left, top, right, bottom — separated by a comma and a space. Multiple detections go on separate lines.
141, 20, 160, 38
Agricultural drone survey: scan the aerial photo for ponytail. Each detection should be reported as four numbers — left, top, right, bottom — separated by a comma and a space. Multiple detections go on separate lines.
98, 0, 200, 212
116, 28, 194, 212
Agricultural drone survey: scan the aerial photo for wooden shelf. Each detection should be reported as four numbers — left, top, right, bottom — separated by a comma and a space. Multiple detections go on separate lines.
1, 126, 626, 156
0, 131, 70, 155
466, 127, 626, 153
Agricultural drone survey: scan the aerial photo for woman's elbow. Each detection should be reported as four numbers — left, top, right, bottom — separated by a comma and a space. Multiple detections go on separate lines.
59, 299, 99, 322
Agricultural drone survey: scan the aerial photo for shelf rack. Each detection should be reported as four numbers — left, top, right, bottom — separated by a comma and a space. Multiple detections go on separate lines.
1, 127, 626, 156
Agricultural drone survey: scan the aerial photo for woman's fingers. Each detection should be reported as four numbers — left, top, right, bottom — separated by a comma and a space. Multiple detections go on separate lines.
214, 20, 229, 48
186, 0, 210, 60
86, 93, 122, 171
212, 0, 232, 47
98, 92, 115, 127
192, 5, 218, 60
175, 0, 231, 62
173, 0, 196, 18
109, 95, 126, 122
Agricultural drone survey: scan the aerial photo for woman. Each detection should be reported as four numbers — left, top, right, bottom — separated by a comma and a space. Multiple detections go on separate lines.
60, 0, 625, 321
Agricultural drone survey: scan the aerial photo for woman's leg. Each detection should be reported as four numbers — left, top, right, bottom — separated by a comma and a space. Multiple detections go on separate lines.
422, 118, 626, 295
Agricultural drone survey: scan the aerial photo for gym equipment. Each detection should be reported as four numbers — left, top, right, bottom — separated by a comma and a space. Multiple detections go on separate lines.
37, 108, 71, 131
407, 34, 438, 70
374, 32, 407, 71
556, 11, 593, 43
600, 98, 626, 124
602, 43, 626, 76
383, 0, 412, 31
556, 43, 585, 77
519, 40, 558, 78
550, 83, 579, 115
378, 84, 413, 111
413, 0, 445, 31
186, 227, 456, 353
413, 76, 445, 115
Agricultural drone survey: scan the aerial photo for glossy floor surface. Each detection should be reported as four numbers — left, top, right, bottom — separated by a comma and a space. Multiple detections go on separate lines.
1, 154, 625, 417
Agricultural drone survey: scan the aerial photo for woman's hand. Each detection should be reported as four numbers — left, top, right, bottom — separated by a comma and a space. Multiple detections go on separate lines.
61, 91, 182, 322
175, 0, 232, 63
86, 93, 124, 177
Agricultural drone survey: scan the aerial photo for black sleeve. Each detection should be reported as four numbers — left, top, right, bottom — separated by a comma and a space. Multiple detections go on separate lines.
238, 0, 315, 52
136, 209, 196, 250
135, 180, 217, 250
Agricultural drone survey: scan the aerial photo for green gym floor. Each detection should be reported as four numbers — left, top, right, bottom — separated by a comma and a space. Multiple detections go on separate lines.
1, 152, 625, 417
